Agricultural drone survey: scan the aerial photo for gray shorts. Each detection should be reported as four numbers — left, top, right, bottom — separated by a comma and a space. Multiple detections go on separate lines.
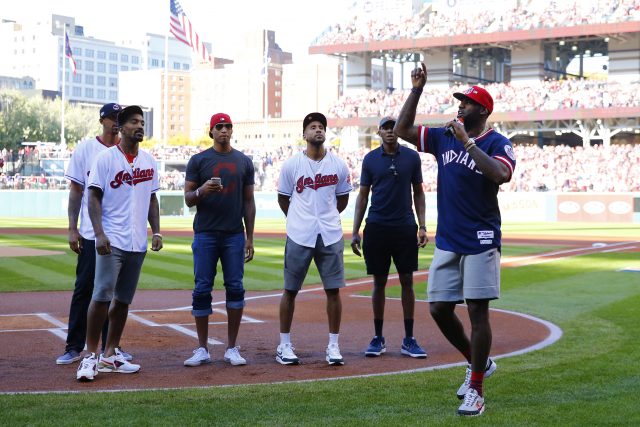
427, 247, 500, 303
93, 247, 146, 305
284, 235, 345, 291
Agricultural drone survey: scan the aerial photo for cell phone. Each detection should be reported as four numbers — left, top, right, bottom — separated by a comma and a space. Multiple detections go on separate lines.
210, 177, 221, 185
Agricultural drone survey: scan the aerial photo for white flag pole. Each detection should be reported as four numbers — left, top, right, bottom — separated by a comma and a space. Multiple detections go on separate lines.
61, 28, 66, 145
164, 31, 169, 144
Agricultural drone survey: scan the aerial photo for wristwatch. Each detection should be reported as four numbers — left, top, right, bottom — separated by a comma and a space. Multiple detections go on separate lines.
195, 188, 200, 198
419, 225, 427, 231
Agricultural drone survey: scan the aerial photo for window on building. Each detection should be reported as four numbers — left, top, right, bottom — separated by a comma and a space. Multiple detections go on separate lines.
73, 47, 81, 56
85, 88, 94, 98
97, 62, 106, 73
121, 65, 129, 71
73, 73, 82, 83
132, 67, 139, 71
182, 63, 189, 70
173, 62, 180, 70
85, 61, 94, 72
97, 89, 106, 99
85, 75, 93, 84
109, 90, 117, 100
109, 78, 117, 87
132, 56, 139, 64
85, 49, 94, 58
151, 58, 159, 67
97, 50, 106, 59
72, 87, 81, 96
75, 60, 82, 70
121, 54, 128, 62
97, 76, 106, 85
275, 91, 281, 97
109, 52, 118, 61
109, 64, 117, 74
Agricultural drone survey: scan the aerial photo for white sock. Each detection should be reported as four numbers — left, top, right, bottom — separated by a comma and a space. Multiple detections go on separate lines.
329, 333, 339, 346
280, 333, 291, 345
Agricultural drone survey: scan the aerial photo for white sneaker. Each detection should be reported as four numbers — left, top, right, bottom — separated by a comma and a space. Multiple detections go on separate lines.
326, 343, 344, 366
224, 346, 247, 366
76, 353, 98, 381
276, 343, 299, 365
184, 347, 211, 367
98, 348, 140, 373
456, 358, 497, 399
457, 388, 485, 416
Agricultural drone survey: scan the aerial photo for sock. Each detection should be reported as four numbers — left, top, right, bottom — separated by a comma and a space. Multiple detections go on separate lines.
329, 333, 339, 346
279, 333, 291, 345
462, 348, 472, 363
404, 318, 414, 338
470, 371, 485, 396
374, 318, 383, 337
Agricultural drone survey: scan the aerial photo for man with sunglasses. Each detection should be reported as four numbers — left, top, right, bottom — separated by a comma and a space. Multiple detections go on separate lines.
183, 113, 256, 368
57, 103, 133, 365
351, 116, 428, 360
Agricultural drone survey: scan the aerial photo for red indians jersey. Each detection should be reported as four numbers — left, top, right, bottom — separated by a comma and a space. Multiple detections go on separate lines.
278, 151, 352, 247
64, 137, 113, 240
87, 146, 159, 252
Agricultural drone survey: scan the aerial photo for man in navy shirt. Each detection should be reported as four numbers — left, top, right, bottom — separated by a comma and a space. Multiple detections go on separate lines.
351, 116, 428, 359
395, 63, 516, 417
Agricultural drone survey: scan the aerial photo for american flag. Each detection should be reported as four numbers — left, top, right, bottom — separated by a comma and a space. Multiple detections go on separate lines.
65, 32, 77, 75
169, 0, 212, 63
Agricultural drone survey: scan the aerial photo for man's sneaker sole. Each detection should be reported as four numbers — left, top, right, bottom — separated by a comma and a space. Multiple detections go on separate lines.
276, 355, 299, 365
400, 348, 427, 358
76, 372, 97, 381
224, 357, 247, 366
458, 405, 485, 417
98, 365, 140, 374
365, 348, 386, 357
326, 357, 344, 366
184, 358, 212, 367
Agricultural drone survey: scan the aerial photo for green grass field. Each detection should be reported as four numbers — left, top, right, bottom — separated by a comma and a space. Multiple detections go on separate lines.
1, 219, 639, 426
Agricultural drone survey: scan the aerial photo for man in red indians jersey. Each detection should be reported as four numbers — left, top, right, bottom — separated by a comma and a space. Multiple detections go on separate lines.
75, 105, 162, 381
276, 112, 352, 366
395, 63, 516, 417
57, 103, 132, 365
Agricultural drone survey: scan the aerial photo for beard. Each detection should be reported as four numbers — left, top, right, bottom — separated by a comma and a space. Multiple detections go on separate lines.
463, 110, 483, 131
308, 136, 325, 146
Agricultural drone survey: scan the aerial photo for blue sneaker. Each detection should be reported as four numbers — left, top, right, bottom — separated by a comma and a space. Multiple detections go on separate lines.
401, 337, 427, 358
56, 350, 82, 365
365, 336, 386, 357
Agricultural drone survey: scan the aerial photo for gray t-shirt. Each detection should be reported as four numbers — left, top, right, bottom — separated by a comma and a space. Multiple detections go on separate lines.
185, 147, 255, 234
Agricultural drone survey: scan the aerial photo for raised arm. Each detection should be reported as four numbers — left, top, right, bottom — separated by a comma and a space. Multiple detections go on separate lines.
394, 62, 428, 146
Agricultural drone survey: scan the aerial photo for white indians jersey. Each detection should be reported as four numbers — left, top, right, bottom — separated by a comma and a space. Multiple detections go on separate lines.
87, 146, 159, 252
64, 137, 114, 240
278, 151, 352, 247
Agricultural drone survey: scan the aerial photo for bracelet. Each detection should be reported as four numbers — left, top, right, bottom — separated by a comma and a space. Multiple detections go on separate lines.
195, 188, 200, 198
464, 138, 476, 152
419, 225, 427, 231
411, 87, 423, 96
153, 233, 163, 239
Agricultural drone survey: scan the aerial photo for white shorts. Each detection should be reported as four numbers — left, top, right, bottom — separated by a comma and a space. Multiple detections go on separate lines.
427, 247, 500, 303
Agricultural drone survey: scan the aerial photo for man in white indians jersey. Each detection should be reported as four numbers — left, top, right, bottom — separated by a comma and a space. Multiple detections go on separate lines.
57, 103, 132, 365
76, 105, 162, 381
276, 112, 352, 366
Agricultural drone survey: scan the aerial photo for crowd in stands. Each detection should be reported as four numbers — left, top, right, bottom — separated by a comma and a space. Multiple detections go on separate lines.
313, 0, 640, 46
328, 80, 640, 119
3, 143, 638, 192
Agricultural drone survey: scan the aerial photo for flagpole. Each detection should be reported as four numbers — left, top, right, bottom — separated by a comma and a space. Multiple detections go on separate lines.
61, 28, 66, 145
164, 32, 169, 144
263, 29, 268, 150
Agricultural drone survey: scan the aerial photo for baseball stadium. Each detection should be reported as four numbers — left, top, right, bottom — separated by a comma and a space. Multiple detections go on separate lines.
1, 0, 639, 425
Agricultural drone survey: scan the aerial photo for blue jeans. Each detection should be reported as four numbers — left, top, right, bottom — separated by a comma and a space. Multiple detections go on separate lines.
191, 231, 246, 316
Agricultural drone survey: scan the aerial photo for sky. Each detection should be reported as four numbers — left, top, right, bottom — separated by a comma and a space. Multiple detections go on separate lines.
2, 0, 349, 59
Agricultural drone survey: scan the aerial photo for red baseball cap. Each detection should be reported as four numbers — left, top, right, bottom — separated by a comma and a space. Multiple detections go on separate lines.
453, 86, 494, 115
210, 113, 232, 130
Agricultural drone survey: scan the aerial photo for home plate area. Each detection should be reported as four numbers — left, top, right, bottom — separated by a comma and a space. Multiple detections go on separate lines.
0, 286, 552, 393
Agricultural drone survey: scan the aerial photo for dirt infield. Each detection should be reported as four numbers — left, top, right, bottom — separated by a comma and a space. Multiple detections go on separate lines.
1, 230, 636, 394
0, 280, 554, 394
